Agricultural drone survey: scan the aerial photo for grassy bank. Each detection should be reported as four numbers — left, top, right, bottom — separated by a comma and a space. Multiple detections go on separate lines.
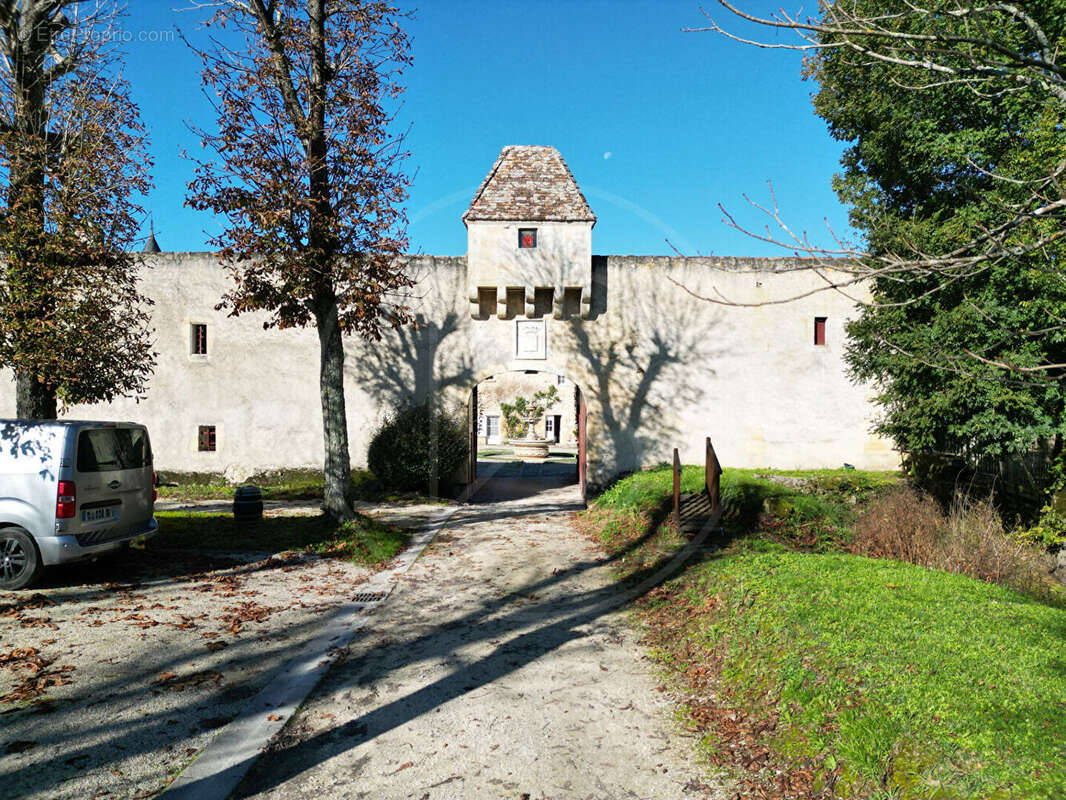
579, 466, 1066, 799
153, 511, 408, 568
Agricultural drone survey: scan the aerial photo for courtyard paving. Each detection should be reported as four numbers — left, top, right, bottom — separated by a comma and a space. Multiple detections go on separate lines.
0, 502, 442, 800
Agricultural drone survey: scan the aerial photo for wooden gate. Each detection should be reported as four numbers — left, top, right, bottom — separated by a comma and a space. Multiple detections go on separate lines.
577, 387, 587, 501
467, 384, 478, 484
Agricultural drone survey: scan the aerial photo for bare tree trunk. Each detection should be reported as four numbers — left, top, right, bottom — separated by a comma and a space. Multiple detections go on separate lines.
8, 2, 55, 420
305, 0, 353, 519
15, 373, 56, 419
316, 301, 353, 520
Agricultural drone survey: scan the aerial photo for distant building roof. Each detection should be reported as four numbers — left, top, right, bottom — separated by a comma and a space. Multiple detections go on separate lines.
463, 145, 597, 225
143, 221, 161, 253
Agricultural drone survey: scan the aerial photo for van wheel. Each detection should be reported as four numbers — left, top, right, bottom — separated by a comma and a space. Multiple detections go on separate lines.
0, 528, 42, 590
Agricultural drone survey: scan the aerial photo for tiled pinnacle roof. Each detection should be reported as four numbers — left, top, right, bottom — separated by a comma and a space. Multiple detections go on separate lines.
462, 146, 597, 224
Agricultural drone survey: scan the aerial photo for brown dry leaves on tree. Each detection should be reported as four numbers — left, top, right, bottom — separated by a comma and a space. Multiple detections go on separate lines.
185, 0, 415, 518
0, 1, 155, 418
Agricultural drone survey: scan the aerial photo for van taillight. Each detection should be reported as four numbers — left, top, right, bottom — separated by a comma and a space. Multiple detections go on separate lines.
152, 471, 158, 503
57, 481, 76, 519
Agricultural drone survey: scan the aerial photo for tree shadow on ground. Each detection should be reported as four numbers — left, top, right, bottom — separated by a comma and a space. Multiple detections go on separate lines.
0, 549, 367, 798
466, 458, 578, 502
3, 490, 684, 798
224, 492, 720, 797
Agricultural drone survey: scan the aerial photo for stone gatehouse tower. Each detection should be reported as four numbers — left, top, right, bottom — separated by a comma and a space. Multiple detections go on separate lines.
464, 145, 596, 321
0, 145, 899, 488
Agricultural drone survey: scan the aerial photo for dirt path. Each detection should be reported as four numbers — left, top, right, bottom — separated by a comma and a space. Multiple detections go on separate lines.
233, 485, 727, 800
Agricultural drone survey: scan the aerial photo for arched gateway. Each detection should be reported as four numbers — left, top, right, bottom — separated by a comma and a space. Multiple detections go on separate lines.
0, 146, 898, 492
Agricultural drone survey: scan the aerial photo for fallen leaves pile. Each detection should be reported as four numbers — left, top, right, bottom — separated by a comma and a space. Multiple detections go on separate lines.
0, 644, 75, 704
0, 594, 76, 705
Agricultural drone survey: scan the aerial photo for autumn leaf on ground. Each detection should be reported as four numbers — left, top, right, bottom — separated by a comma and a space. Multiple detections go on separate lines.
0, 647, 41, 668
1, 665, 74, 703
19, 617, 58, 630
154, 670, 223, 691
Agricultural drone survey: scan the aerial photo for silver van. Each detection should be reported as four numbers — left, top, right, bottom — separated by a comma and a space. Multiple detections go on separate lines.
0, 420, 158, 590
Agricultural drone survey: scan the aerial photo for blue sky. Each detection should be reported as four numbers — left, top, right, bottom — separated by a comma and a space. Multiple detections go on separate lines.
123, 2, 854, 257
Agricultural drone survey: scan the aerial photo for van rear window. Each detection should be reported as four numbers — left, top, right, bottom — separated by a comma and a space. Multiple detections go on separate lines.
76, 428, 152, 473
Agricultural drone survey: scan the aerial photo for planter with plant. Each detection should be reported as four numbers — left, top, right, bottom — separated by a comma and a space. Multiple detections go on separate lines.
500, 385, 559, 460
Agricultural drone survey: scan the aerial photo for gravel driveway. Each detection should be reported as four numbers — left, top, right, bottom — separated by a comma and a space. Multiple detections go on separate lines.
231, 485, 727, 800
0, 502, 440, 800
3, 487, 725, 800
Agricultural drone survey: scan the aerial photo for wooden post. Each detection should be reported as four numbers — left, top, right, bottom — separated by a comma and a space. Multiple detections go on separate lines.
467, 384, 478, 484
705, 436, 720, 513
578, 388, 587, 503
673, 447, 681, 529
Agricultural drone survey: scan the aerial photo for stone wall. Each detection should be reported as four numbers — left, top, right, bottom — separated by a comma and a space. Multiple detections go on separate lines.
0, 252, 899, 485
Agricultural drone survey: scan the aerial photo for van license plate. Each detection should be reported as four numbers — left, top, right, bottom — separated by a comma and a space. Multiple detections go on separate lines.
82, 507, 118, 523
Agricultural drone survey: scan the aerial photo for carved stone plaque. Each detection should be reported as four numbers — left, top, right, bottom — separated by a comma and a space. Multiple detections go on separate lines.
515, 319, 547, 360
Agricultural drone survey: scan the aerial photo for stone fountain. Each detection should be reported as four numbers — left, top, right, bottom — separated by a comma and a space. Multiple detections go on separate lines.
509, 413, 551, 461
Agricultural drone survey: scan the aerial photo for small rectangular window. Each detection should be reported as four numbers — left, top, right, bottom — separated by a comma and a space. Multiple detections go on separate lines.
198, 425, 217, 452
814, 317, 827, 346
486, 416, 501, 444
518, 228, 537, 249
191, 324, 208, 355
556, 374, 566, 385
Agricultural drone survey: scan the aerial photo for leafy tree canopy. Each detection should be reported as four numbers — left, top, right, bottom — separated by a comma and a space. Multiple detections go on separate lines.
802, 0, 1066, 464
185, 0, 415, 518
0, 1, 154, 418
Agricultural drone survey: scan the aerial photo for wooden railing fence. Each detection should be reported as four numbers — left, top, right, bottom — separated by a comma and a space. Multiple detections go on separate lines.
705, 436, 721, 513
673, 436, 722, 530
672, 447, 682, 529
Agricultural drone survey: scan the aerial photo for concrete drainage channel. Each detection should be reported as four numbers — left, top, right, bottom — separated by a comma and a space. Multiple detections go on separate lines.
160, 501, 460, 800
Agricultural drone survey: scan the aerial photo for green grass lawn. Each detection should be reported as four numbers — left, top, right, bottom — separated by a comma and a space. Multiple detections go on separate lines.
581, 464, 1066, 799
152, 510, 408, 568
156, 468, 440, 505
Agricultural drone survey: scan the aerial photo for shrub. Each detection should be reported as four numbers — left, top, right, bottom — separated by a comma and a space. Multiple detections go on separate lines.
848, 486, 943, 565
1019, 504, 1066, 550
851, 486, 1061, 605
367, 402, 469, 493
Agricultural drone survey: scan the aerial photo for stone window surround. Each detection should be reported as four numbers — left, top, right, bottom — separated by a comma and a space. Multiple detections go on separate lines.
188, 319, 212, 360
197, 424, 217, 452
